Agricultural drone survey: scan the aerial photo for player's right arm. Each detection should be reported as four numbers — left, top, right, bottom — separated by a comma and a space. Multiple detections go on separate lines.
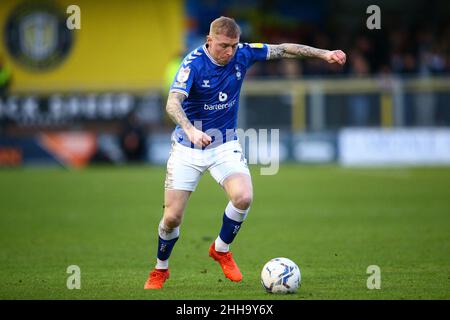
165, 92, 212, 147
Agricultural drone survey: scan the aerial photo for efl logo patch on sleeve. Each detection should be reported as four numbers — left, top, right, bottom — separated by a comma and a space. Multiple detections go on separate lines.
176, 66, 191, 83
250, 43, 264, 48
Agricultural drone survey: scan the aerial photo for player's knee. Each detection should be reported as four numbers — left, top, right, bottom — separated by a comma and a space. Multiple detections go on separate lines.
232, 192, 253, 210
163, 214, 182, 229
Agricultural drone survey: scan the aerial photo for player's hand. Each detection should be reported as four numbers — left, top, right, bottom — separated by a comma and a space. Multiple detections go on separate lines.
186, 127, 212, 147
324, 50, 346, 65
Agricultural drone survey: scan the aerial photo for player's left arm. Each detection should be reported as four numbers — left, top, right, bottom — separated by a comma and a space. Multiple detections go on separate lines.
267, 44, 346, 65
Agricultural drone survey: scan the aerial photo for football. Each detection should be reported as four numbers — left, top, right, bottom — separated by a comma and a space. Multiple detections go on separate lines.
260, 257, 301, 294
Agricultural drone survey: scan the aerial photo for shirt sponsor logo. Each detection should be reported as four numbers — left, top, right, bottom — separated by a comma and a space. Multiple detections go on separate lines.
218, 91, 228, 102
204, 98, 236, 111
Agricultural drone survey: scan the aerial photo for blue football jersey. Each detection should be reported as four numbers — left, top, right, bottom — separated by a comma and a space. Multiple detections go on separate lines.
169, 43, 269, 148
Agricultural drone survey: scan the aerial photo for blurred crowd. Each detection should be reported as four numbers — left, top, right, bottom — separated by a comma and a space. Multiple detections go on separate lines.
245, 24, 450, 79
185, 0, 450, 79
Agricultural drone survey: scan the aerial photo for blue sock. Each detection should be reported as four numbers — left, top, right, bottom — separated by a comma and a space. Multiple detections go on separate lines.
157, 236, 178, 261
219, 212, 243, 244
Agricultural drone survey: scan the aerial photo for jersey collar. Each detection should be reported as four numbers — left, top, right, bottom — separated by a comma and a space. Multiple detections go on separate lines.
203, 44, 225, 67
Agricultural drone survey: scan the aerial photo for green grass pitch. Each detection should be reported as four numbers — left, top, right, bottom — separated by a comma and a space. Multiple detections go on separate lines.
0, 165, 449, 299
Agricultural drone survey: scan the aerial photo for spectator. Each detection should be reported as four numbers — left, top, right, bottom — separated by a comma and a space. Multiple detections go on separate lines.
118, 111, 147, 163
347, 51, 371, 126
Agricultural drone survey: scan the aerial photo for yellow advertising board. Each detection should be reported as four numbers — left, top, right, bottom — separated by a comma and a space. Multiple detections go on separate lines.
0, 0, 184, 92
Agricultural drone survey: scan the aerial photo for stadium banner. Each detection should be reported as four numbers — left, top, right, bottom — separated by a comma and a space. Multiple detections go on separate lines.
339, 128, 450, 166
0, 0, 183, 92
0, 92, 162, 126
0, 132, 96, 168
292, 133, 336, 163
39, 131, 96, 168
0, 146, 22, 166
0, 136, 60, 166
147, 133, 172, 165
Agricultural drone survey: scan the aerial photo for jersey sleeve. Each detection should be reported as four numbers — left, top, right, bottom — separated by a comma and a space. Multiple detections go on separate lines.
238, 43, 269, 68
169, 63, 196, 97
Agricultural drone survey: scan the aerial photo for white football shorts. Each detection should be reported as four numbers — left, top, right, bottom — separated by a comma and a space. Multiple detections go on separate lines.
164, 139, 250, 191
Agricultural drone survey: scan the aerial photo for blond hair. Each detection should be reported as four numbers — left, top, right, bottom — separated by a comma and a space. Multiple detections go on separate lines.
209, 16, 241, 38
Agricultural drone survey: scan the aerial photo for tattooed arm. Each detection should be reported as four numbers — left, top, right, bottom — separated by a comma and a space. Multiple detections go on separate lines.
166, 92, 191, 131
165, 92, 211, 147
267, 44, 346, 65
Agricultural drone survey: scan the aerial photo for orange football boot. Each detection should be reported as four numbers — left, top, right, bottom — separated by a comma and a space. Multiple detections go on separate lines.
144, 268, 170, 289
209, 242, 242, 282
